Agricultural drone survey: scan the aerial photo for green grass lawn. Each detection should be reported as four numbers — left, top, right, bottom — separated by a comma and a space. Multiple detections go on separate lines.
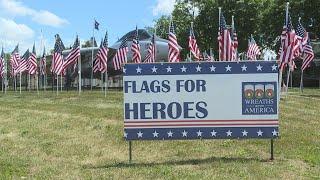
0, 89, 319, 179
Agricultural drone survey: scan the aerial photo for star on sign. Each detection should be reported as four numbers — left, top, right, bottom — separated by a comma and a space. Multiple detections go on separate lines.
181, 66, 187, 72
153, 131, 159, 137
197, 130, 203, 137
257, 129, 263, 136
122, 68, 126, 73
211, 130, 217, 137
257, 64, 263, 71
210, 65, 216, 72
242, 130, 248, 136
241, 65, 247, 71
226, 130, 232, 136
272, 129, 278, 136
196, 65, 202, 72
136, 66, 142, 73
271, 64, 277, 71
151, 66, 158, 73
137, 131, 143, 138
182, 130, 188, 137
166, 66, 172, 72
167, 131, 173, 137
124, 132, 128, 138
225, 65, 232, 72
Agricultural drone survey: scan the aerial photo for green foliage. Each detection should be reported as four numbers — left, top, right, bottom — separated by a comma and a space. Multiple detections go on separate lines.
153, 0, 320, 59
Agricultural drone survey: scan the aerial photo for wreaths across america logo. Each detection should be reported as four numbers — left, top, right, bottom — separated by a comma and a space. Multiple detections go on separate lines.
242, 82, 277, 115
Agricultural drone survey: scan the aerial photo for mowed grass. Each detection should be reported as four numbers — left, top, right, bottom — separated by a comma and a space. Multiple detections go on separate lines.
0, 89, 319, 179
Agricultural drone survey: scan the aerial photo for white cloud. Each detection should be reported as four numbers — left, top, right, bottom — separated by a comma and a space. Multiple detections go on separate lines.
32, 10, 68, 28
152, 0, 175, 16
0, 0, 68, 27
0, 18, 35, 52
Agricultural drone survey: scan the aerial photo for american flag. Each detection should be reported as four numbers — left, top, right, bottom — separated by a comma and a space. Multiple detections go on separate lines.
10, 44, 20, 76
188, 23, 201, 60
247, 36, 261, 60
144, 34, 156, 63
301, 35, 314, 71
0, 47, 5, 78
94, 31, 109, 73
131, 27, 141, 63
64, 35, 80, 70
168, 20, 180, 62
113, 37, 128, 70
279, 15, 299, 70
93, 39, 103, 73
231, 18, 238, 61
51, 34, 65, 75
17, 49, 29, 73
40, 48, 46, 75
28, 43, 37, 75
295, 19, 314, 71
218, 12, 233, 61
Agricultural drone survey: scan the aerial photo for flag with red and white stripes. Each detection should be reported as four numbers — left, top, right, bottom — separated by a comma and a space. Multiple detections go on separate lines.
301, 35, 314, 71
218, 12, 233, 61
189, 23, 201, 60
131, 27, 141, 63
10, 44, 20, 76
17, 49, 29, 73
51, 34, 65, 75
0, 47, 5, 78
94, 31, 109, 73
168, 20, 180, 62
28, 43, 37, 75
295, 19, 314, 71
144, 34, 156, 63
279, 15, 299, 70
113, 37, 128, 70
231, 17, 238, 61
247, 36, 261, 60
40, 48, 46, 75
63, 35, 80, 71
93, 39, 103, 73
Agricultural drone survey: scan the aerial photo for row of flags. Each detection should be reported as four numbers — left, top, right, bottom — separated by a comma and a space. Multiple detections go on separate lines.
0, 10, 315, 81
3, 44, 43, 78
278, 8, 315, 72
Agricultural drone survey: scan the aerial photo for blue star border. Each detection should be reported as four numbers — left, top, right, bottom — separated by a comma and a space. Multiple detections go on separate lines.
124, 127, 279, 140
123, 61, 278, 76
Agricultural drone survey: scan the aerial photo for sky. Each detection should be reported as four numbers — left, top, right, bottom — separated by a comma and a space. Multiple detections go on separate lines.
0, 0, 176, 55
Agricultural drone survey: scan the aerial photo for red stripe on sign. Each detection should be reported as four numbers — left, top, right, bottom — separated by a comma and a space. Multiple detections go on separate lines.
124, 119, 278, 123
124, 123, 279, 127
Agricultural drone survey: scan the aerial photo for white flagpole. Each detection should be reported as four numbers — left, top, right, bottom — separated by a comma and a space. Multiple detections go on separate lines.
4, 49, 7, 94
60, 74, 62, 92
101, 72, 103, 92
19, 72, 21, 94
78, 39, 82, 95
300, 70, 304, 93
28, 74, 30, 91
279, 2, 289, 97
218, 7, 221, 61
36, 74, 39, 95
91, 19, 95, 91
56, 75, 59, 95
189, 22, 193, 61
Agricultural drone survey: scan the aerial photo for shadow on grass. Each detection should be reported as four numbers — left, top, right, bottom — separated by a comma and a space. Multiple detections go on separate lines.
300, 94, 320, 99
83, 156, 269, 169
